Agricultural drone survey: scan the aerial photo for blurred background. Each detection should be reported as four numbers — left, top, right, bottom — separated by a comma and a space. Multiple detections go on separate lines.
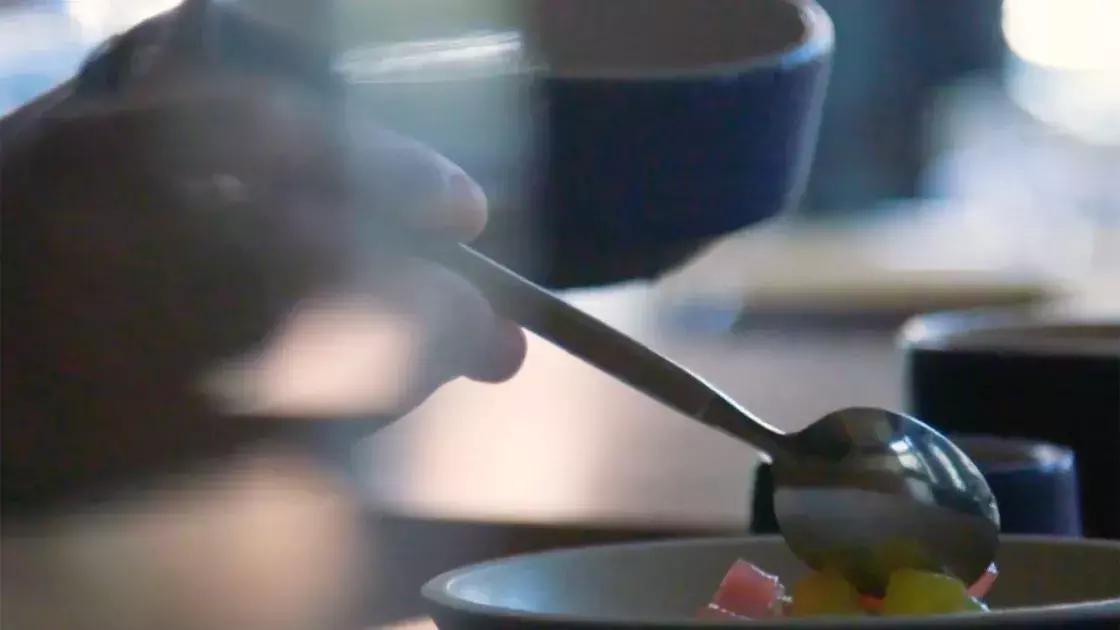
5, 0, 1118, 293
2, 1, 1118, 627
655, 0, 1120, 330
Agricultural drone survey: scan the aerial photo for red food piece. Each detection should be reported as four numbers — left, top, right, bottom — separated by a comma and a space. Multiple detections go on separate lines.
967, 563, 999, 599
708, 559, 785, 619
859, 594, 885, 614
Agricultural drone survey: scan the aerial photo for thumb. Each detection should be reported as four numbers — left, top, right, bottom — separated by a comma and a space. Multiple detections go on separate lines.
198, 261, 524, 422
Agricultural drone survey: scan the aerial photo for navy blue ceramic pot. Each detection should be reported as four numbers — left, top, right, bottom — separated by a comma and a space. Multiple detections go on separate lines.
900, 311, 1119, 540
515, 0, 833, 285
350, 0, 834, 287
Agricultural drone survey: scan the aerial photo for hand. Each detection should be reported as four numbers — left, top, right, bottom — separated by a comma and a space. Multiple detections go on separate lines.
1, 1, 527, 513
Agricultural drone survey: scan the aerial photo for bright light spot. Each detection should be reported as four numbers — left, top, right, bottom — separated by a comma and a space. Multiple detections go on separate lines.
1001, 0, 1120, 143
67, 0, 181, 39
336, 31, 527, 84
1002, 0, 1120, 71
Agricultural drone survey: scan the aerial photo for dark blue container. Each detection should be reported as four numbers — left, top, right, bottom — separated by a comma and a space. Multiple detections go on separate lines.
516, 0, 833, 286
751, 435, 1082, 536
950, 435, 1082, 537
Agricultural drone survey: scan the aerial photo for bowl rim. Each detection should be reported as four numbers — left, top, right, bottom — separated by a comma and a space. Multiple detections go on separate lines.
898, 308, 1120, 359
338, 0, 834, 85
534, 0, 835, 82
423, 534, 1120, 628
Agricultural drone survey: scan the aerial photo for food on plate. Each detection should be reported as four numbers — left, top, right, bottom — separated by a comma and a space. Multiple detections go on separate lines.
704, 560, 786, 619
788, 569, 863, 616
702, 559, 997, 620
880, 569, 989, 615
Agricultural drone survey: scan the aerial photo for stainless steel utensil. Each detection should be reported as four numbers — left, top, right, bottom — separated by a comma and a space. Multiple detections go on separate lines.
440, 243, 1000, 595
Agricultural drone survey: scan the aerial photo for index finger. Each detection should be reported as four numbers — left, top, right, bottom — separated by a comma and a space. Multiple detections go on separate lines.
43, 74, 489, 243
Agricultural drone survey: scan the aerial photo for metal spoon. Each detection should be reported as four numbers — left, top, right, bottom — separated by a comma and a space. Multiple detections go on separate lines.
438, 243, 1000, 595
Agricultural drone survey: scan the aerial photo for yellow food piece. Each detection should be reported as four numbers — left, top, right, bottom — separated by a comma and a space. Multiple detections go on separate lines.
788, 570, 865, 617
881, 569, 974, 615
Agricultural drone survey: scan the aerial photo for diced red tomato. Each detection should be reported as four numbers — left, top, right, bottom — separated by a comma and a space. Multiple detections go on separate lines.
967, 563, 998, 599
708, 559, 785, 619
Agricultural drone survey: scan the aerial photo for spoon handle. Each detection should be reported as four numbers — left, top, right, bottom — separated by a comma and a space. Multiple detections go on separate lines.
435, 243, 791, 456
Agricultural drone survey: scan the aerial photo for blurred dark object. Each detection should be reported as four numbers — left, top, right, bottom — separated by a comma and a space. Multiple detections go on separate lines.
749, 463, 781, 535
498, 0, 1008, 285
300, 0, 1010, 288
476, 211, 713, 289
2, 0, 1010, 291
950, 436, 1082, 537
348, 0, 831, 289
805, 0, 1006, 215
752, 436, 1083, 536
902, 311, 1120, 540
497, 1, 830, 288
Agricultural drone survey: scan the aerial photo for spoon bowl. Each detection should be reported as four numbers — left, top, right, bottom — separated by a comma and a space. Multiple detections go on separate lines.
773, 407, 1000, 594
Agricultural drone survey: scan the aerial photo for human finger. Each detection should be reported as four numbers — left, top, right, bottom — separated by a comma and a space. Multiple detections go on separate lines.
51, 0, 490, 245
199, 260, 525, 421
